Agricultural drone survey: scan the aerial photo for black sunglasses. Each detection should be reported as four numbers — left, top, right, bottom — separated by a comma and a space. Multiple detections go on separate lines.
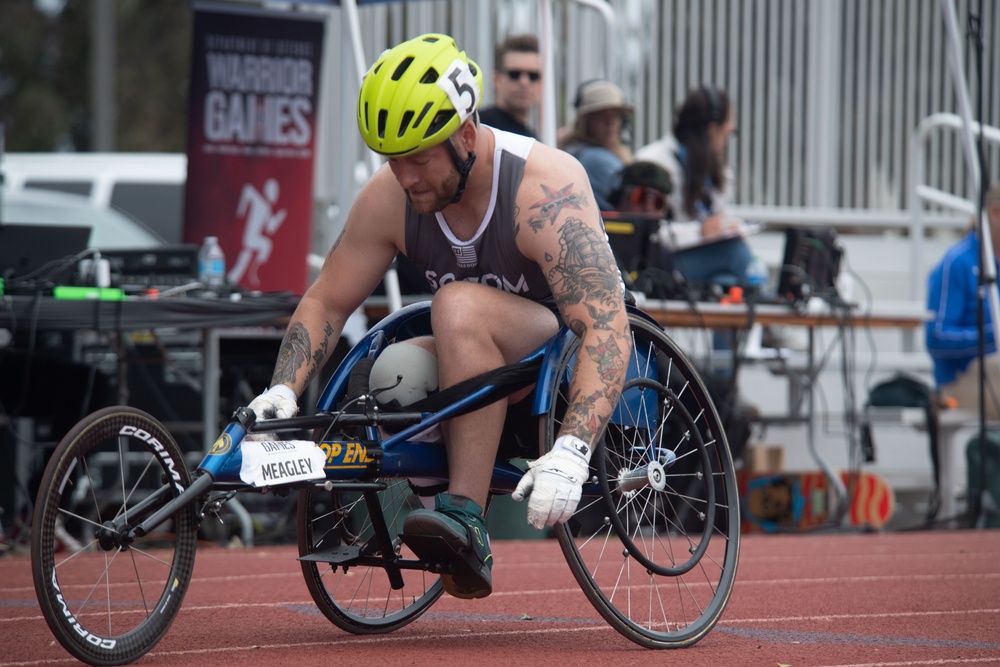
504, 69, 541, 82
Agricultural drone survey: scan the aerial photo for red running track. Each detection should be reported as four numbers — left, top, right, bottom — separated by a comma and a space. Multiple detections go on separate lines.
2, 530, 999, 667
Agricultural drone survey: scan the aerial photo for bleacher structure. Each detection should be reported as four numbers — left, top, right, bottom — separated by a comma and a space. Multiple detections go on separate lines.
304, 0, 1000, 527
5, 1, 996, 529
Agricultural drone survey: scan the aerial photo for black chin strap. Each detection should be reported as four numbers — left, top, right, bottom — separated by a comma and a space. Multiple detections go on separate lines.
445, 139, 476, 204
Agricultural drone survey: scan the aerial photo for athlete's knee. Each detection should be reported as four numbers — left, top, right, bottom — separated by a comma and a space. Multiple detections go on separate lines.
431, 281, 481, 314
433, 281, 512, 327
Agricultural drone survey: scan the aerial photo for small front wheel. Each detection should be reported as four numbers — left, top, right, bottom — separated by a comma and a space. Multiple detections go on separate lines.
31, 406, 199, 666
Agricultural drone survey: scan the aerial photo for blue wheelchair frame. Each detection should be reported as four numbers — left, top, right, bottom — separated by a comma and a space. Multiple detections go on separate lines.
195, 300, 660, 497
30, 296, 740, 665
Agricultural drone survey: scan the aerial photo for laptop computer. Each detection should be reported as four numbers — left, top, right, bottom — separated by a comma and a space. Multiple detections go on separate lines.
601, 211, 663, 279
776, 226, 843, 304
0, 223, 93, 291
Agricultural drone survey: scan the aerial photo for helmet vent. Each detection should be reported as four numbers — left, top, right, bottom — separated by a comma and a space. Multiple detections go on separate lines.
392, 57, 413, 81
419, 68, 439, 84
377, 109, 388, 139
398, 110, 414, 138
412, 102, 431, 130
425, 110, 456, 138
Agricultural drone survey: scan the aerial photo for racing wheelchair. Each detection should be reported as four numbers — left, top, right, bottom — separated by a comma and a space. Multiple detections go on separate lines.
30, 300, 741, 665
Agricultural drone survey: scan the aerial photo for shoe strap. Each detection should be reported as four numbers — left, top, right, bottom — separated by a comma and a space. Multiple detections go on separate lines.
435, 493, 485, 524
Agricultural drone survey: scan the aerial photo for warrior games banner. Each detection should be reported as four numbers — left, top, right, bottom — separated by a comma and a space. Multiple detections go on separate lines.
183, 4, 324, 294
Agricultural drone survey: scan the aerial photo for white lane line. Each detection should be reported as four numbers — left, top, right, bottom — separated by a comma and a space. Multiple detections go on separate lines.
4, 599, 999, 625
2, 624, 614, 666
815, 660, 1000, 667
718, 608, 1000, 624
4, 569, 998, 597
7, 625, 1000, 667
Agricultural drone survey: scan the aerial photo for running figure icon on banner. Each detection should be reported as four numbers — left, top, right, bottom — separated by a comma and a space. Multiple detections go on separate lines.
228, 178, 288, 287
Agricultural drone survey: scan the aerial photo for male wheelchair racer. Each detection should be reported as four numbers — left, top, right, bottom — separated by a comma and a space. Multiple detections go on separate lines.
30, 298, 740, 665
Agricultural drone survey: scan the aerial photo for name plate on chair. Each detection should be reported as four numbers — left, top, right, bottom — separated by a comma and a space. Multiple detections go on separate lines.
239, 440, 327, 487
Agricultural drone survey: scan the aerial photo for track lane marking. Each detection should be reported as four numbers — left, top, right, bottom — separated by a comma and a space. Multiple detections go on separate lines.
3, 601, 999, 625
5, 624, 1000, 667
817, 660, 1000, 666
3, 624, 615, 666
4, 569, 998, 597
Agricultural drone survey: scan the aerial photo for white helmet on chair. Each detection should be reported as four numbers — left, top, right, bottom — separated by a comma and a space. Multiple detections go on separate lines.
369, 343, 439, 407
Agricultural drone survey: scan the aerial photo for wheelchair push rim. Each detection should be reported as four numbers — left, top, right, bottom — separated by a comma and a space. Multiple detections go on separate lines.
547, 313, 741, 648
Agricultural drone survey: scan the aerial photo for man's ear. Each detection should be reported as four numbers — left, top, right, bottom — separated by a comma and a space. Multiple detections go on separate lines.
459, 119, 478, 152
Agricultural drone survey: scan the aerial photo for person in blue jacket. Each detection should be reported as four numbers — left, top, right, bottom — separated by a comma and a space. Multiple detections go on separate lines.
925, 181, 1000, 420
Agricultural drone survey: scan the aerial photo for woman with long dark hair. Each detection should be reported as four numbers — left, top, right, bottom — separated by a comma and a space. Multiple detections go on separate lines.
636, 86, 754, 287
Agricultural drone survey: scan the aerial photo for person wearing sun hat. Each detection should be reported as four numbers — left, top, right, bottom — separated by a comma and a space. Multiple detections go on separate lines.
560, 79, 635, 211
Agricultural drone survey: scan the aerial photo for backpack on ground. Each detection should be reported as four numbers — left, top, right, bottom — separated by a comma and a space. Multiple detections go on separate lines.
861, 373, 940, 524
965, 430, 1000, 528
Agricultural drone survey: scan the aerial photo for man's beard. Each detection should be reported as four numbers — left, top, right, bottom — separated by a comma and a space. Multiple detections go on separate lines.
405, 169, 460, 214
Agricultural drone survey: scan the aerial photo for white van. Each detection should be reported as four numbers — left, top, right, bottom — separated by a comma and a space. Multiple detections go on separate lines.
0, 153, 187, 243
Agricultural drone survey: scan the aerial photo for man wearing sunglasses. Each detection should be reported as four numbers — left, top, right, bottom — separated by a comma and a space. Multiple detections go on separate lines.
478, 34, 541, 139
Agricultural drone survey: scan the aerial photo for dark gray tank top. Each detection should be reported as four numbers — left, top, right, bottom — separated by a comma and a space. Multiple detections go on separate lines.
404, 130, 552, 301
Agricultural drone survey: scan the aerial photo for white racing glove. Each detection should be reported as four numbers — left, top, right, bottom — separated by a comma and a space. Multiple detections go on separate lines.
512, 435, 592, 529
246, 384, 298, 440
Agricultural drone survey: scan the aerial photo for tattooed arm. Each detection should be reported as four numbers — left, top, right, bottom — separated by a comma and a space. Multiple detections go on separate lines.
269, 320, 336, 393
510, 148, 630, 528
266, 164, 407, 397
516, 148, 630, 449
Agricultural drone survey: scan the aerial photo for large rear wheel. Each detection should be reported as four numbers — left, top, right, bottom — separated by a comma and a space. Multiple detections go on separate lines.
546, 313, 741, 648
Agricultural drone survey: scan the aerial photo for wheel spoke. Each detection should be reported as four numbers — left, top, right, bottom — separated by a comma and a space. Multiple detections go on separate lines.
298, 479, 443, 632
554, 314, 740, 648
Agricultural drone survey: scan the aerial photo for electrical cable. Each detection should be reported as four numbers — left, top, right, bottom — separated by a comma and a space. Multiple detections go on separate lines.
9, 291, 43, 420
6, 248, 97, 294
0, 297, 20, 440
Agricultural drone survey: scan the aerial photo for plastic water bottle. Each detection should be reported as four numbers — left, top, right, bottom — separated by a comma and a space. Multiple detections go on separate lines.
198, 236, 226, 287
745, 256, 769, 297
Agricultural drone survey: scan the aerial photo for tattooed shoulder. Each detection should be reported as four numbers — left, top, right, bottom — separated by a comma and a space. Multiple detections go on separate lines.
525, 182, 589, 233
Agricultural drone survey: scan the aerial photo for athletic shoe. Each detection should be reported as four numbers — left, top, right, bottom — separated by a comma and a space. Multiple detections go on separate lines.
401, 493, 493, 599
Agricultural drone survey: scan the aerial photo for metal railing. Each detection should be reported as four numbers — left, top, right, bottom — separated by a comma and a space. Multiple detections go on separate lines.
908, 113, 1000, 299
301, 0, 1000, 275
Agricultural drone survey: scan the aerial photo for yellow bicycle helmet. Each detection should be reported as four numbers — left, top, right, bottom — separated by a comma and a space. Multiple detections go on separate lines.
358, 33, 483, 157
